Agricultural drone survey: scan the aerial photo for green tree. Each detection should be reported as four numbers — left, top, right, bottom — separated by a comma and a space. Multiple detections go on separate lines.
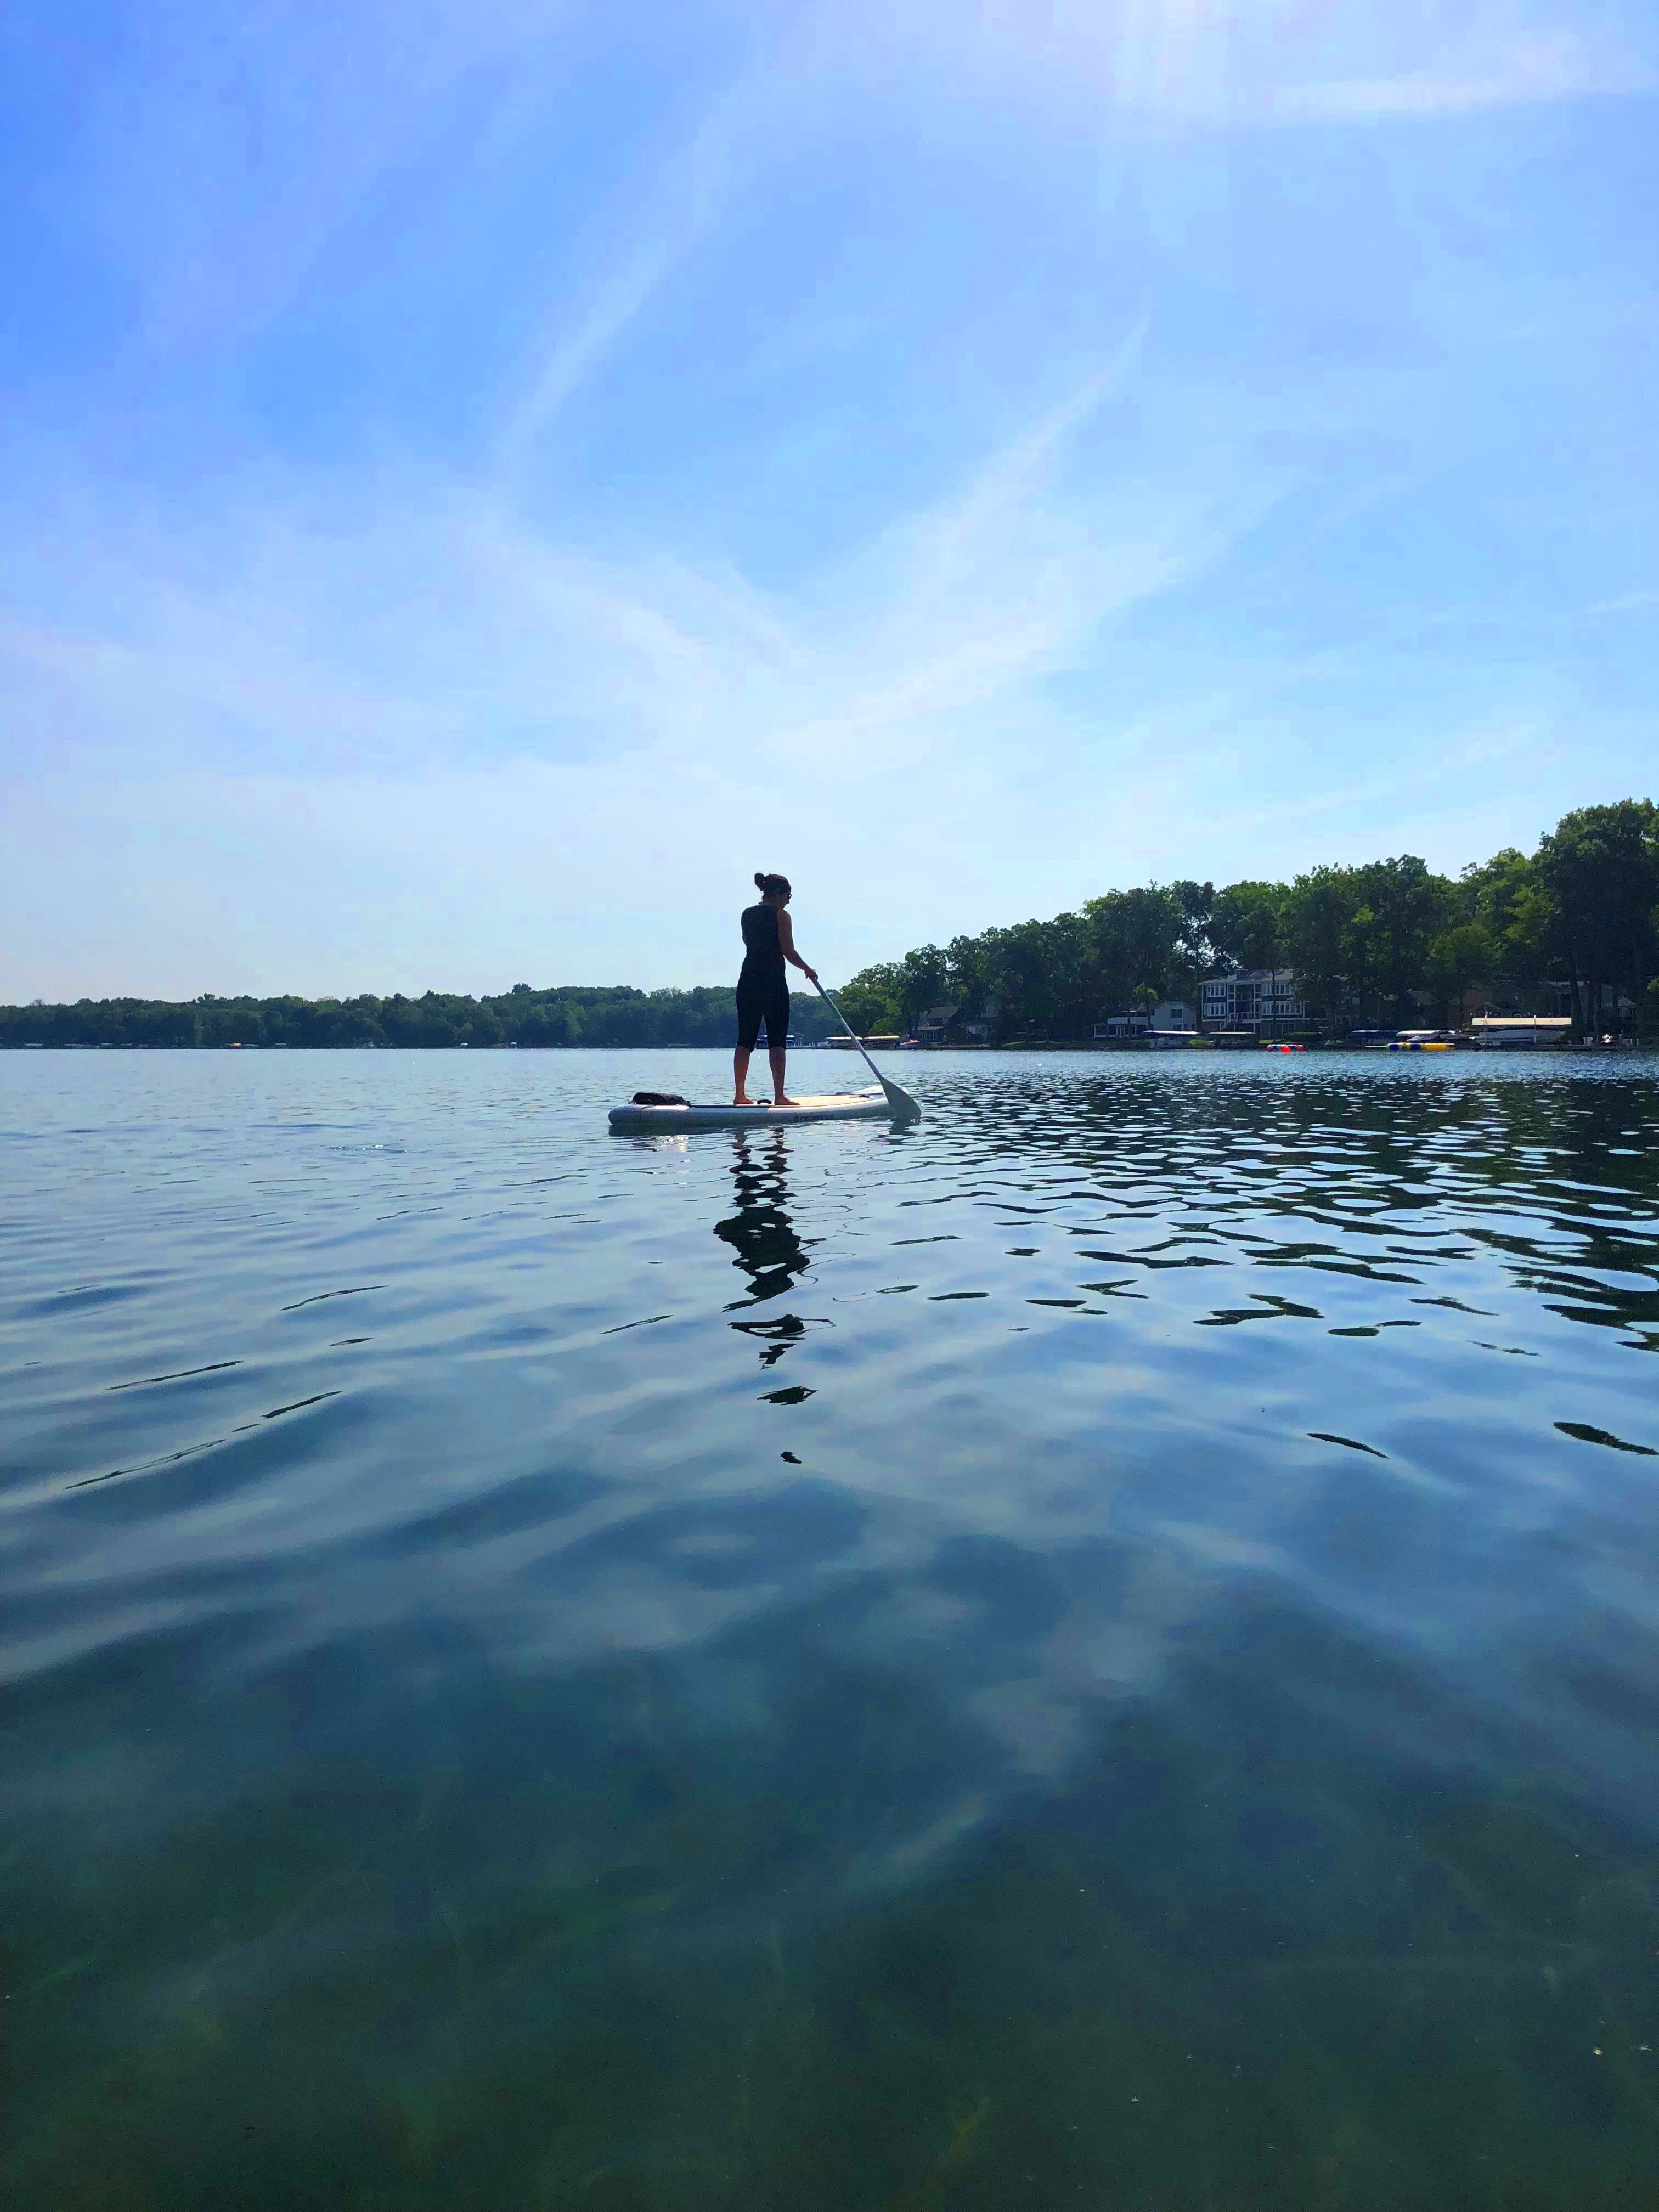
898, 945, 950, 1025
1536, 800, 1659, 1032
1211, 881, 1288, 974
1423, 922, 1496, 1024
1340, 899, 1384, 1019
941, 935, 989, 1027
515, 1002, 575, 1047
978, 916, 1091, 1038
1169, 879, 1217, 997
1080, 887, 1184, 1022
1457, 848, 1551, 1002
1283, 866, 1362, 1033
839, 963, 902, 1035
1045, 911, 1091, 1033
1350, 856, 1452, 1022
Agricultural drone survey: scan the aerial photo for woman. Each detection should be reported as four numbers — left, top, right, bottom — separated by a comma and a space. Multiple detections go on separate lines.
734, 871, 818, 1106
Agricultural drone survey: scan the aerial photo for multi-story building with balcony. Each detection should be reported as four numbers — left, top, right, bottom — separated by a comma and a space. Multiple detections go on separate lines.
1200, 969, 1307, 1037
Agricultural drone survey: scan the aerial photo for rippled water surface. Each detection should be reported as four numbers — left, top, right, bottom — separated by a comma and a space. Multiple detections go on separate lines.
5, 1048, 1659, 2209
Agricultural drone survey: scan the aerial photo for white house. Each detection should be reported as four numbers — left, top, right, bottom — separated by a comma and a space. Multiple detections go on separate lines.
1200, 970, 1306, 1036
1093, 1000, 1197, 1040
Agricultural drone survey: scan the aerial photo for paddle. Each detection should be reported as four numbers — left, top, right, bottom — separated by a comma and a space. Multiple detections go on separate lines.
812, 980, 921, 1121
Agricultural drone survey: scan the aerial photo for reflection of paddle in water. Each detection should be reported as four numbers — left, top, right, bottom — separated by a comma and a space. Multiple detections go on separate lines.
715, 1135, 826, 1365
732, 1316, 808, 1369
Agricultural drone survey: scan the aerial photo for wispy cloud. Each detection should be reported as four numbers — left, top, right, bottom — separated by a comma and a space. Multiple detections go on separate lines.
844, 0, 1657, 126
41, 1, 577, 352
7, 346, 1229, 777
1273, 32, 1655, 120
503, 248, 680, 458
497, 7, 843, 460
1585, 586, 1659, 616
1, 350, 1288, 991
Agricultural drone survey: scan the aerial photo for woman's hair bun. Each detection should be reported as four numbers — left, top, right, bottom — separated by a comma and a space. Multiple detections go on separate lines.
754, 871, 767, 890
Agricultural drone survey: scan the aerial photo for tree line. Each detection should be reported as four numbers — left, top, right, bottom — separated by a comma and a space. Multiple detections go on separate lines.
5, 799, 1654, 1050
837, 799, 1659, 1040
0, 983, 843, 1052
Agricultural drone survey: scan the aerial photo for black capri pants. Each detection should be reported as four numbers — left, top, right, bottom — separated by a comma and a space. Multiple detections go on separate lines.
736, 974, 789, 1051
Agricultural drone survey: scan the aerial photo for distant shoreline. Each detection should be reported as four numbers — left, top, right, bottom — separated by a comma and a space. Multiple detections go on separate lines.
5, 1037, 1606, 1056
0, 985, 843, 1054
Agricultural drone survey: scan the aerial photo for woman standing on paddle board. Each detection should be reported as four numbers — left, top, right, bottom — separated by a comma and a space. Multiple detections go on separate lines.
735, 872, 817, 1107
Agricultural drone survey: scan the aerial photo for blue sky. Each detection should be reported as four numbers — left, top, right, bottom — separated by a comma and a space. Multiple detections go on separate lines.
2, 0, 1656, 1000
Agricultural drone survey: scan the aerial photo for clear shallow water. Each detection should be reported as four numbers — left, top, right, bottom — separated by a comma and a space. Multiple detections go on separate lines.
4, 1047, 1658, 2210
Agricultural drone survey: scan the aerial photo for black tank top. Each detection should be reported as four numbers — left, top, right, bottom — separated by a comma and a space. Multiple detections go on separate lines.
740, 903, 785, 980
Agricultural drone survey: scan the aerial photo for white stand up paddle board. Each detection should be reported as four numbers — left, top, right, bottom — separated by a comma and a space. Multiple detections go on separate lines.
609, 1090, 897, 1132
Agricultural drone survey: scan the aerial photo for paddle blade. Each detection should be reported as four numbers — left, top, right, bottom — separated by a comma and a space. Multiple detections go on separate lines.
879, 1074, 921, 1121
811, 979, 918, 1119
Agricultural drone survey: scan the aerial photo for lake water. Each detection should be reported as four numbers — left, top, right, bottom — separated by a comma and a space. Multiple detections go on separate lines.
4, 1048, 1658, 2209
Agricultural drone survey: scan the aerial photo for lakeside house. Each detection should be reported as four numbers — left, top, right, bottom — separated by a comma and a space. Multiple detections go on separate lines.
905, 1003, 992, 1045
1200, 970, 1307, 1038
1093, 1000, 1197, 1041
914, 1002, 957, 1044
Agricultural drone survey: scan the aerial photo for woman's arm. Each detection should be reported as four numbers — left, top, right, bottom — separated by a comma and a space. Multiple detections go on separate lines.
777, 909, 818, 983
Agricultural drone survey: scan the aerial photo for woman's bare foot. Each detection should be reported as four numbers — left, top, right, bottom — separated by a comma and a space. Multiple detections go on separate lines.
772, 1094, 797, 1107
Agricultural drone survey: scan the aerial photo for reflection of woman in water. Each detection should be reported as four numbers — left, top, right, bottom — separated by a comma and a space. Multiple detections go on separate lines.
715, 1132, 810, 1313
734, 871, 819, 1108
